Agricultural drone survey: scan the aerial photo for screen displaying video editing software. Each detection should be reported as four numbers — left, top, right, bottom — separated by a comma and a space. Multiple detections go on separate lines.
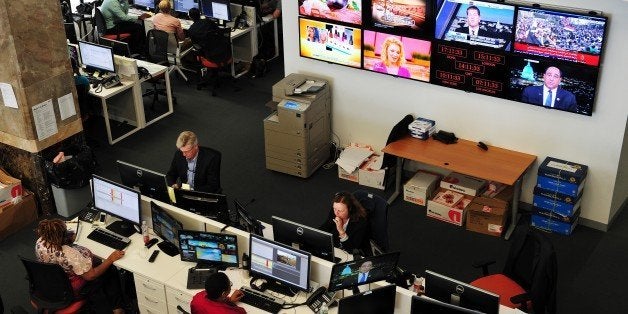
249, 234, 311, 292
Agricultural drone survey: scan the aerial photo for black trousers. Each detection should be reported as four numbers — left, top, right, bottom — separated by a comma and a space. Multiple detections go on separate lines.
105, 21, 147, 55
80, 266, 124, 313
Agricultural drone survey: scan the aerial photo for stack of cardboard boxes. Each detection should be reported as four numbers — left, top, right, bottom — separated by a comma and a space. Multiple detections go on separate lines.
531, 157, 587, 235
1, 168, 37, 241
466, 184, 514, 237
426, 172, 485, 226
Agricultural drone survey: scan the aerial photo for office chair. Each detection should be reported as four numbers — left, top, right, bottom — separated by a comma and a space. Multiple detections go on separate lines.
353, 190, 389, 253
144, 29, 172, 110
166, 33, 194, 82
195, 27, 239, 96
19, 256, 87, 314
176, 305, 191, 314
382, 114, 414, 194
470, 227, 558, 313
93, 8, 131, 42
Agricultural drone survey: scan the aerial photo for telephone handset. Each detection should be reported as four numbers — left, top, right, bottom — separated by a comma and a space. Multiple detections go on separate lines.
307, 287, 336, 313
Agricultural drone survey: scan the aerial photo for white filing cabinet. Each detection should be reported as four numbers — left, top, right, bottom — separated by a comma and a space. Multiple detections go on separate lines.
166, 286, 194, 314
135, 273, 168, 314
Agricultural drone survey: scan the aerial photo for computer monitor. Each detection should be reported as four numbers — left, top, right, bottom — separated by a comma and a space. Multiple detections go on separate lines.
425, 270, 500, 314
200, 0, 232, 23
249, 234, 311, 296
178, 229, 239, 269
98, 37, 131, 57
337, 284, 396, 314
133, 0, 156, 11
232, 199, 264, 235
116, 160, 169, 203
173, 189, 228, 223
411, 295, 482, 314
91, 174, 141, 237
328, 252, 400, 292
173, 0, 198, 16
150, 201, 182, 256
78, 40, 115, 73
271, 216, 335, 262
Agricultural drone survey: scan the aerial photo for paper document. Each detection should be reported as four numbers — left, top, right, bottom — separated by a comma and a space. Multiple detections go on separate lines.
294, 80, 326, 94
32, 99, 58, 141
167, 186, 176, 203
0, 83, 18, 108
58, 93, 76, 120
335, 146, 373, 173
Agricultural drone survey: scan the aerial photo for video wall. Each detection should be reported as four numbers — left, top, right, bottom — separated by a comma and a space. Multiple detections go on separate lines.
297, 0, 608, 116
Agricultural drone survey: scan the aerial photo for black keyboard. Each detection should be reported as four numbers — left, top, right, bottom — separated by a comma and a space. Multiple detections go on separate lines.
86, 227, 130, 250
187, 267, 217, 289
239, 286, 284, 314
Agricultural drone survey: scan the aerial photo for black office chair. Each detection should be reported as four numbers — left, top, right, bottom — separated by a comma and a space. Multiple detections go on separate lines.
144, 29, 172, 110
195, 27, 239, 96
353, 190, 389, 254
381, 115, 414, 194
19, 256, 87, 314
93, 8, 131, 42
470, 226, 558, 313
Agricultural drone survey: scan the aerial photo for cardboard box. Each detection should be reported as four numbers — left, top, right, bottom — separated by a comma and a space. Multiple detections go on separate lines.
0, 190, 37, 241
440, 172, 486, 196
466, 187, 514, 237
533, 192, 581, 217
537, 157, 588, 185
427, 187, 474, 226
536, 175, 585, 198
338, 167, 359, 182
404, 170, 441, 206
531, 211, 579, 235
358, 155, 389, 190
0, 168, 23, 208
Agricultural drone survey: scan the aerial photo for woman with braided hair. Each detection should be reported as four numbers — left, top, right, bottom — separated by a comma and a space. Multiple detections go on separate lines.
35, 219, 126, 313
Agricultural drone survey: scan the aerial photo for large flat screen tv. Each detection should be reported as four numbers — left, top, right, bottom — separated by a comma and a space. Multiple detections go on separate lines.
365, 0, 434, 38
299, 0, 363, 26
513, 6, 608, 67
299, 17, 362, 68
435, 0, 516, 50
363, 30, 432, 82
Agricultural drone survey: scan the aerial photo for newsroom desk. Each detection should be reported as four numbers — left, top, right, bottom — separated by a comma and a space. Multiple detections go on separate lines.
76, 195, 524, 313
383, 135, 537, 240
88, 57, 173, 144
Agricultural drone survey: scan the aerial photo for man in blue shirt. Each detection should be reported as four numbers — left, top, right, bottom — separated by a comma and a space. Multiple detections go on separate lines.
166, 131, 222, 193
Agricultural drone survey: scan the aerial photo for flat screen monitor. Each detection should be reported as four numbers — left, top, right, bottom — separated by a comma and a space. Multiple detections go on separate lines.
178, 229, 239, 269
173, 189, 228, 223
298, 0, 362, 26
98, 37, 131, 57
411, 295, 482, 313
425, 270, 500, 314
299, 17, 362, 69
233, 199, 264, 235
150, 201, 182, 256
271, 216, 335, 262
92, 174, 141, 237
249, 234, 311, 296
173, 0, 198, 15
435, 0, 515, 50
365, 0, 434, 37
328, 252, 400, 292
200, 0, 232, 22
362, 30, 432, 82
513, 6, 607, 67
116, 160, 169, 203
337, 284, 396, 314
133, 0, 156, 11
78, 41, 115, 73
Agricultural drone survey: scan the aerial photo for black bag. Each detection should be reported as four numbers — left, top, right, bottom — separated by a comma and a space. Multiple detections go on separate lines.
250, 55, 267, 78
45, 145, 97, 189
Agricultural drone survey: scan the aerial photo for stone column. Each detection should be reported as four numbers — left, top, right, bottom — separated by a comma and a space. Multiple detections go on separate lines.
0, 0, 84, 215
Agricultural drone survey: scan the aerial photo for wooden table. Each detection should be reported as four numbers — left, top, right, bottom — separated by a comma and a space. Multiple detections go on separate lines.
383, 135, 536, 239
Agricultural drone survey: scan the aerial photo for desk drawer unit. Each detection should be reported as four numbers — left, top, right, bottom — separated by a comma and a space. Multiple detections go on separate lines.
134, 274, 167, 313
166, 287, 193, 314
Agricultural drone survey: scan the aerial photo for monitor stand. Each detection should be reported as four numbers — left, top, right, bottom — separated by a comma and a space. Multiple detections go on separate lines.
157, 241, 180, 256
259, 278, 297, 297
196, 261, 226, 271
106, 220, 136, 237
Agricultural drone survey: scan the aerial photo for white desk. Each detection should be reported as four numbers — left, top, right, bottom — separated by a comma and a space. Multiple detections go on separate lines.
77, 195, 523, 313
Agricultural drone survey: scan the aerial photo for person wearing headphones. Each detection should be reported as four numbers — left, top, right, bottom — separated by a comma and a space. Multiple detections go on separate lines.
190, 272, 245, 314
320, 191, 370, 253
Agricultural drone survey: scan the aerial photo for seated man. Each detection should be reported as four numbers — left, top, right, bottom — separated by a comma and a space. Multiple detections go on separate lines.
100, 0, 150, 55
166, 131, 222, 193
187, 7, 219, 49
152, 0, 191, 50
190, 272, 245, 314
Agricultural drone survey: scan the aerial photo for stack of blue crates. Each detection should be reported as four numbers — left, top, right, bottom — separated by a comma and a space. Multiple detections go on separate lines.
531, 157, 588, 235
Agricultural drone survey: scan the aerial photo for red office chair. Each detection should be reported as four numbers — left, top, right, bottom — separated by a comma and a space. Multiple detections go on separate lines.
93, 8, 131, 42
470, 227, 558, 313
20, 256, 87, 314
195, 27, 239, 96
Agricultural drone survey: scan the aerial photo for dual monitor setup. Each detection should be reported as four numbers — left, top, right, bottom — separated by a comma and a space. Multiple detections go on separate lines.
133, 0, 232, 25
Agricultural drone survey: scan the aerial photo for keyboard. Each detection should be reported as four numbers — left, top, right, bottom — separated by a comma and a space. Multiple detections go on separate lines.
239, 286, 284, 314
86, 227, 130, 250
187, 267, 217, 289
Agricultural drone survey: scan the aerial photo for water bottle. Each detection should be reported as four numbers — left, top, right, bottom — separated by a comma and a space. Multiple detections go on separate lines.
318, 303, 329, 314
141, 221, 149, 245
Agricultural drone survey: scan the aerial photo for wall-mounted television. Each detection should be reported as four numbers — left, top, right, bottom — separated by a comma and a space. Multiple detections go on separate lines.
299, 17, 362, 68
513, 6, 608, 66
364, 0, 434, 38
363, 30, 432, 82
299, 0, 363, 26
435, 0, 516, 50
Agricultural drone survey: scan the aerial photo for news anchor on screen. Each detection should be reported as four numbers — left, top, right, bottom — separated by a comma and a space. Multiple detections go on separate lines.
372, 37, 411, 78
455, 5, 492, 37
521, 66, 577, 112
342, 260, 383, 285
166, 131, 222, 193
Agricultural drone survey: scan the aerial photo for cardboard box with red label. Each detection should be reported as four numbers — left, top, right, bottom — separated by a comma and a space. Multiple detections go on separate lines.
0, 189, 37, 241
466, 186, 514, 237
0, 168, 23, 208
427, 187, 474, 226
404, 170, 441, 206
440, 172, 487, 196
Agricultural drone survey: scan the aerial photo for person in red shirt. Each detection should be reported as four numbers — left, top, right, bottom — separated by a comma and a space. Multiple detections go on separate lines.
190, 272, 246, 314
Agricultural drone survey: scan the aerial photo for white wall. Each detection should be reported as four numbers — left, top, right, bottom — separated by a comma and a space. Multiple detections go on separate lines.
282, 0, 628, 228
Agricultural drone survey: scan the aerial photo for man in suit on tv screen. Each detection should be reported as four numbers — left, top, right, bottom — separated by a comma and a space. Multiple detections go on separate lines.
455, 5, 492, 37
521, 66, 577, 112
342, 260, 383, 286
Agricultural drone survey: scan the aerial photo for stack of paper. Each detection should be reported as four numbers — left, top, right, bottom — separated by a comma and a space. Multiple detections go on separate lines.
409, 117, 436, 140
335, 146, 374, 173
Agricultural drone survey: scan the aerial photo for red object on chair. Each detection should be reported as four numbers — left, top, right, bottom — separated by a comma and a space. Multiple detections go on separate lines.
194, 27, 237, 96
94, 8, 131, 42
471, 274, 528, 309
101, 33, 131, 41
